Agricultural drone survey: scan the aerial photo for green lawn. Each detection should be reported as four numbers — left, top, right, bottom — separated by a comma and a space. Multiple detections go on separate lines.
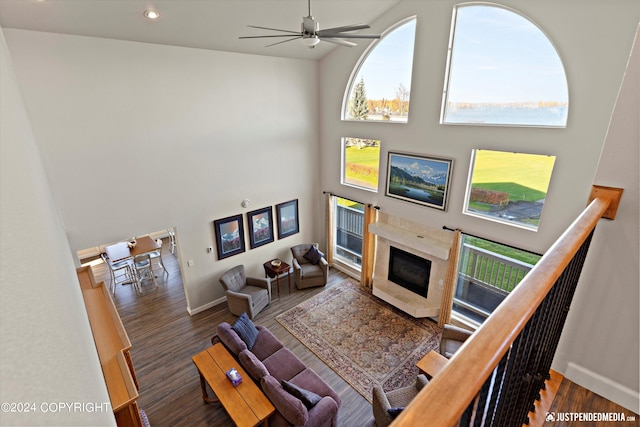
344, 144, 381, 190
471, 150, 555, 201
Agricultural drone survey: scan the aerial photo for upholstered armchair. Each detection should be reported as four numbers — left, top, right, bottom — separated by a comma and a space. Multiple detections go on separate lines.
219, 265, 271, 319
439, 324, 473, 358
290, 243, 328, 289
372, 374, 429, 427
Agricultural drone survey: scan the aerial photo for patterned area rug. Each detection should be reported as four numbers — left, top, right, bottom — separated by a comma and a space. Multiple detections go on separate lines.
276, 279, 442, 401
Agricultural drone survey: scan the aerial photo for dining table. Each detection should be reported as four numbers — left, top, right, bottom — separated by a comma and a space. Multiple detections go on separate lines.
104, 235, 161, 263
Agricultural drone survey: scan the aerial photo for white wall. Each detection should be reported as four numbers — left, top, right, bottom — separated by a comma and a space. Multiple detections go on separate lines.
4, 29, 320, 312
554, 26, 639, 413
0, 28, 114, 426
319, 0, 638, 412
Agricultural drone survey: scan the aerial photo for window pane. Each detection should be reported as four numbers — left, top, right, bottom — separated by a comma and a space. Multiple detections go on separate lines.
335, 198, 364, 267
344, 17, 416, 123
442, 5, 568, 127
454, 234, 540, 324
464, 150, 556, 231
342, 137, 381, 191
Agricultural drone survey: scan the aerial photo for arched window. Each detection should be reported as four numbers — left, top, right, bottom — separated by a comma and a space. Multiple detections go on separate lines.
442, 5, 568, 127
343, 17, 416, 123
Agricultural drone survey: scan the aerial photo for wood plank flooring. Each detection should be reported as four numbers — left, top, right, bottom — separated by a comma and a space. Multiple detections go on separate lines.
87, 242, 637, 427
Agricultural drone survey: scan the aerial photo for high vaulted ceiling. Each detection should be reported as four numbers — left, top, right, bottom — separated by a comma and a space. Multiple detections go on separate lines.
0, 0, 400, 60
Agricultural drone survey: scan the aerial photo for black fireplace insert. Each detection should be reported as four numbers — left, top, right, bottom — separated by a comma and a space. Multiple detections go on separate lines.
388, 246, 431, 298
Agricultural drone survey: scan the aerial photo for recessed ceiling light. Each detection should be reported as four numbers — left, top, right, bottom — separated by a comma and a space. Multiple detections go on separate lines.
143, 10, 160, 20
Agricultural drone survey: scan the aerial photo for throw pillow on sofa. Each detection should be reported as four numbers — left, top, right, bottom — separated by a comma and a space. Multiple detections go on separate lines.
281, 380, 322, 409
261, 375, 308, 426
232, 312, 259, 349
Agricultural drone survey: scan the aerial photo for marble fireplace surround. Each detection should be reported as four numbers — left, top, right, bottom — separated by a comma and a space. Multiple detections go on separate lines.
369, 214, 453, 318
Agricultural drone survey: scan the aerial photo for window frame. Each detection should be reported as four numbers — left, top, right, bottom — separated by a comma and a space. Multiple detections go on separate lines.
462, 149, 556, 232
341, 16, 417, 124
340, 137, 381, 193
440, 4, 569, 128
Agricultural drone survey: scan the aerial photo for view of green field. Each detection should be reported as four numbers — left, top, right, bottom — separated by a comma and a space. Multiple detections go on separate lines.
343, 141, 381, 190
471, 150, 556, 201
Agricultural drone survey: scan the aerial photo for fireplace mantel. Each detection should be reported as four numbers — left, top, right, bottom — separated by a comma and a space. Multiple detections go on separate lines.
369, 218, 451, 318
369, 223, 450, 260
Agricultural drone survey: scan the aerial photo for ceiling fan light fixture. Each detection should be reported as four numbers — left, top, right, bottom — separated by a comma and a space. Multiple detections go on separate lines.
302, 35, 320, 47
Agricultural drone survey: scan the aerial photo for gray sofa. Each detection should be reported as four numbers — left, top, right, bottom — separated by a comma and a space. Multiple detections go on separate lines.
216, 321, 341, 427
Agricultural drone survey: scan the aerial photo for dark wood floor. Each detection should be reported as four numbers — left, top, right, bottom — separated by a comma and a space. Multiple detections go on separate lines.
88, 242, 637, 427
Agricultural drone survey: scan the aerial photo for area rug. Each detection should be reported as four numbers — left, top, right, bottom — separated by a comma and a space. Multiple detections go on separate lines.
276, 279, 442, 401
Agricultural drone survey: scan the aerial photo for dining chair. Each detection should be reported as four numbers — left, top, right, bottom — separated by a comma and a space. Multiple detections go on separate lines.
148, 238, 169, 277
134, 253, 157, 290
167, 228, 177, 254
101, 253, 136, 295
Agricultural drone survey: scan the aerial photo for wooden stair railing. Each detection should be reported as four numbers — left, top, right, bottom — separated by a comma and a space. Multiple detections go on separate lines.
393, 187, 623, 427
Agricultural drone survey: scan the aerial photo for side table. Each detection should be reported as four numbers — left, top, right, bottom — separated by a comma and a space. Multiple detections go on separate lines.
416, 350, 448, 380
263, 259, 291, 298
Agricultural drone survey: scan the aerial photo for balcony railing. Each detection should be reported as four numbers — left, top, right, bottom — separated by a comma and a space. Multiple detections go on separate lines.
393, 191, 619, 426
335, 204, 364, 265
454, 243, 534, 322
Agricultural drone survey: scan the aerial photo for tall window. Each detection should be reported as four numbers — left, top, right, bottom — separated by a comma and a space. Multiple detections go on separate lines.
343, 17, 416, 123
454, 234, 541, 324
342, 137, 381, 192
464, 149, 556, 231
442, 5, 568, 127
334, 197, 365, 268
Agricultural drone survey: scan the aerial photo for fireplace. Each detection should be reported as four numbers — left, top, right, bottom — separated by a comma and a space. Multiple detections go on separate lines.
388, 246, 431, 298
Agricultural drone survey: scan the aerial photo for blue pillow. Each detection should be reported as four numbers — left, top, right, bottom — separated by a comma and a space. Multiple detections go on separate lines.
387, 407, 404, 419
281, 380, 323, 408
232, 312, 259, 350
303, 245, 323, 265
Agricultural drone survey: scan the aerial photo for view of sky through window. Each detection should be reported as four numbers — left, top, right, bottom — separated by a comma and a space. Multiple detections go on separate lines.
442, 5, 568, 126
344, 17, 416, 122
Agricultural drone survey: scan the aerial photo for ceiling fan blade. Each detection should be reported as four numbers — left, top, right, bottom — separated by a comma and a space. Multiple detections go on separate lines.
265, 36, 302, 47
320, 37, 358, 47
320, 33, 381, 39
247, 25, 300, 35
239, 34, 303, 39
317, 23, 371, 35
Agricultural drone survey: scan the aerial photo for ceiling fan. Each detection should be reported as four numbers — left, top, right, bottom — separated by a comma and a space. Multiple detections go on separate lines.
239, 0, 381, 48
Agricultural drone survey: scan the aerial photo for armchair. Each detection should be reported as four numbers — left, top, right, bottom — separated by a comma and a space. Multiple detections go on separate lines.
439, 324, 473, 358
219, 265, 271, 319
372, 374, 429, 427
290, 243, 328, 289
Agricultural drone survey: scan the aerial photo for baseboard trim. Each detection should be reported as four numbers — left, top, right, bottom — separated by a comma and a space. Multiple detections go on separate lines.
565, 362, 639, 414
187, 296, 226, 316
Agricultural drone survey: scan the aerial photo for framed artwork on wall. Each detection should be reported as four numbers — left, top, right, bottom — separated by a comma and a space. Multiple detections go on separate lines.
247, 206, 274, 249
213, 214, 245, 259
385, 152, 453, 211
276, 199, 299, 239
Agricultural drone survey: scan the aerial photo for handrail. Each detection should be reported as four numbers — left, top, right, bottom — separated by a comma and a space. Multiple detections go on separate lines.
393, 196, 612, 426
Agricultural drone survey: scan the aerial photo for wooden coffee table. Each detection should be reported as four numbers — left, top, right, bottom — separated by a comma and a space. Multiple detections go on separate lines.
263, 259, 291, 297
192, 343, 274, 426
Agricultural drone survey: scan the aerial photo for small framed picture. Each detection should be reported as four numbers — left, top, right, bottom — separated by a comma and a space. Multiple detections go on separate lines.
386, 152, 453, 211
213, 214, 245, 259
247, 206, 274, 249
276, 199, 299, 239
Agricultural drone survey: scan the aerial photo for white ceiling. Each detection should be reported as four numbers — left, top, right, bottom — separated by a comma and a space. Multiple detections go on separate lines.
0, 0, 400, 60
